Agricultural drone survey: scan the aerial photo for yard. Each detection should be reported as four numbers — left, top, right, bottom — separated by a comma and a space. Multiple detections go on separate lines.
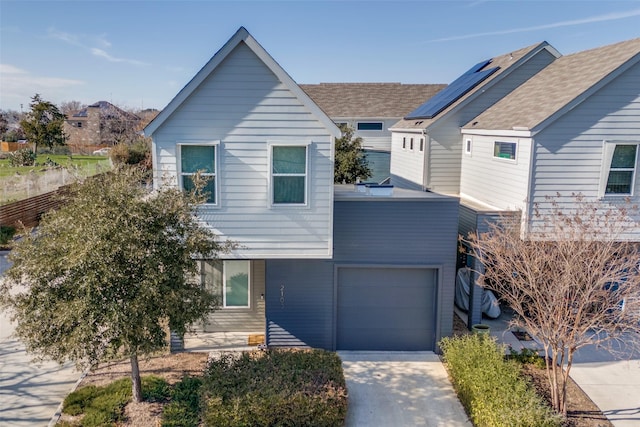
0, 154, 111, 204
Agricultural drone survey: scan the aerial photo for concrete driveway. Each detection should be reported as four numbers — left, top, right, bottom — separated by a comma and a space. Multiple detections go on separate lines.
339, 351, 471, 427
0, 251, 82, 426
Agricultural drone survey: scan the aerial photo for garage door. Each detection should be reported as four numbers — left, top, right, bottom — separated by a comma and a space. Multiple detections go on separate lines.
336, 267, 437, 351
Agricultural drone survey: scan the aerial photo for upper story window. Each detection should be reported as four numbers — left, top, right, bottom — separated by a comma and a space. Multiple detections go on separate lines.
357, 122, 383, 131
419, 138, 424, 152
494, 141, 516, 161
410, 138, 414, 151
180, 144, 217, 204
272, 145, 307, 205
402, 137, 406, 149
76, 122, 83, 128
603, 143, 638, 196
465, 138, 472, 154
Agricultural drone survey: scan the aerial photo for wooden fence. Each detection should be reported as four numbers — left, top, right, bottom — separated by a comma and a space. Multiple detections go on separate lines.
0, 186, 71, 228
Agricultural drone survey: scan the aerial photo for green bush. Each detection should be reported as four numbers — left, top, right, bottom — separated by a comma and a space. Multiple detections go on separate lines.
0, 225, 16, 246
62, 375, 170, 426
440, 334, 560, 427
8, 148, 36, 167
508, 347, 546, 369
200, 349, 347, 427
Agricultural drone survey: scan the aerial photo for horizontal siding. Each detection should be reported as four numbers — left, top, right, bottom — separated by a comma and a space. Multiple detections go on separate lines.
152, 41, 333, 258
530, 61, 640, 239
332, 118, 398, 152
389, 131, 425, 189
460, 134, 531, 210
425, 126, 464, 194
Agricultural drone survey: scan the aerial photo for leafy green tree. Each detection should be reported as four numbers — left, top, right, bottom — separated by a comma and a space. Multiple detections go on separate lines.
20, 94, 67, 153
334, 124, 371, 184
1, 166, 233, 402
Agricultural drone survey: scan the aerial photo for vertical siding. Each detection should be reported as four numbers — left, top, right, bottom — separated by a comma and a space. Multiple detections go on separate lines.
459, 134, 532, 210
391, 48, 556, 194
203, 260, 265, 333
529, 61, 640, 238
152, 41, 334, 258
389, 131, 426, 189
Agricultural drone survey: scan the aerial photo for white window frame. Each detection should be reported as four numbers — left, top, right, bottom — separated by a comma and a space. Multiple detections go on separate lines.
222, 260, 251, 309
599, 141, 639, 198
419, 137, 424, 152
268, 141, 310, 207
465, 138, 472, 155
402, 137, 406, 150
200, 260, 251, 309
410, 137, 414, 151
177, 141, 220, 206
493, 140, 517, 162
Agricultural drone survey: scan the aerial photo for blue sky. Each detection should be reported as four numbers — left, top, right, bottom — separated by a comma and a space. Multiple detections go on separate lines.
1, 0, 639, 112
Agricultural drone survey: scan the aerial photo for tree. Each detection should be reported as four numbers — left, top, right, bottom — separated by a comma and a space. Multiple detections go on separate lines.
464, 193, 640, 416
20, 94, 67, 153
0, 111, 8, 136
334, 124, 371, 184
59, 100, 86, 116
0, 166, 234, 402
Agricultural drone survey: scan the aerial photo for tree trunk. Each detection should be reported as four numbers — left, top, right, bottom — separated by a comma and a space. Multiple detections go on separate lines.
130, 353, 143, 403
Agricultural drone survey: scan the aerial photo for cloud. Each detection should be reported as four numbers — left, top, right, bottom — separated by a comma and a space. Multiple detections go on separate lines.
0, 64, 85, 110
426, 8, 640, 42
48, 27, 147, 66
90, 48, 148, 66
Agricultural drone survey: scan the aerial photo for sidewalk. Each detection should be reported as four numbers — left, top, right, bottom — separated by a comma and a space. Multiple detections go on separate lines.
0, 251, 83, 427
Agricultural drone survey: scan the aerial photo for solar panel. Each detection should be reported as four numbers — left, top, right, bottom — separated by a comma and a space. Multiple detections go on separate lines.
405, 59, 500, 120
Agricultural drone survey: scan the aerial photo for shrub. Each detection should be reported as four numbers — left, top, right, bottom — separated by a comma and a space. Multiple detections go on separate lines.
200, 349, 347, 427
0, 225, 16, 246
8, 148, 36, 166
142, 375, 171, 402
161, 376, 202, 427
440, 334, 561, 427
509, 347, 546, 369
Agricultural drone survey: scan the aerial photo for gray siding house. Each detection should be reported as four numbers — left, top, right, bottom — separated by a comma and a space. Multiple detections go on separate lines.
460, 37, 640, 240
389, 42, 561, 195
145, 27, 459, 351
300, 83, 446, 183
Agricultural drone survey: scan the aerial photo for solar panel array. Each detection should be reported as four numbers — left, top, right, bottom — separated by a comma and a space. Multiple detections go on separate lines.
405, 59, 500, 120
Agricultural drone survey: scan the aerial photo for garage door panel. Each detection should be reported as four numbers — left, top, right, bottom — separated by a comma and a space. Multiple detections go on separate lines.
337, 267, 437, 351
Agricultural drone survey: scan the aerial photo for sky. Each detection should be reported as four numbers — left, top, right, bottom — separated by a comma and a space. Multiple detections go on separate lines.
1, 0, 639, 113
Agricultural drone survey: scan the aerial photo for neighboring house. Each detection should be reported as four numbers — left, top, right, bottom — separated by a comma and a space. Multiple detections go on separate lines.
460, 37, 640, 239
300, 83, 446, 182
389, 42, 561, 194
145, 27, 459, 351
64, 101, 141, 148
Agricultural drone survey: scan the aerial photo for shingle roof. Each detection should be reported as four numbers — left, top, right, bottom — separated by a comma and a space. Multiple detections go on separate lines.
464, 38, 640, 132
391, 42, 554, 131
73, 101, 140, 122
299, 83, 446, 118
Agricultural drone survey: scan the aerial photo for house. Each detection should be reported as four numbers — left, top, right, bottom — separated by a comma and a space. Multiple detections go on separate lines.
145, 27, 459, 351
64, 101, 141, 149
389, 42, 561, 194
300, 83, 446, 182
459, 37, 640, 239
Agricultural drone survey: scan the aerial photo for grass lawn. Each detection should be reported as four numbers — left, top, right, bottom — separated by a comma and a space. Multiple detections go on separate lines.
0, 154, 110, 178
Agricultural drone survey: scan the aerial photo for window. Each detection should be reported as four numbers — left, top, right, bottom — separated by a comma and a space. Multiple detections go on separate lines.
410, 138, 414, 150
419, 138, 424, 152
357, 122, 383, 131
493, 141, 516, 160
602, 143, 638, 195
201, 260, 250, 308
77, 122, 83, 128
465, 138, 472, 154
402, 137, 406, 149
272, 145, 307, 204
180, 145, 216, 204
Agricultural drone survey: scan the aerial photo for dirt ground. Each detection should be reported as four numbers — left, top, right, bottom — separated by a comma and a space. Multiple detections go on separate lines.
452, 314, 612, 427
58, 352, 209, 427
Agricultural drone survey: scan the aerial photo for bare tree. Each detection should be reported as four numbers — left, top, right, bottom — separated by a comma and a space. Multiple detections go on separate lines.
464, 193, 640, 416
59, 100, 86, 116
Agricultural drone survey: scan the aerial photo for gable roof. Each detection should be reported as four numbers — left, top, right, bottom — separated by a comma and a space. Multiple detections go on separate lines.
464, 37, 640, 133
299, 83, 446, 118
391, 41, 560, 131
145, 27, 340, 138
72, 101, 140, 121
